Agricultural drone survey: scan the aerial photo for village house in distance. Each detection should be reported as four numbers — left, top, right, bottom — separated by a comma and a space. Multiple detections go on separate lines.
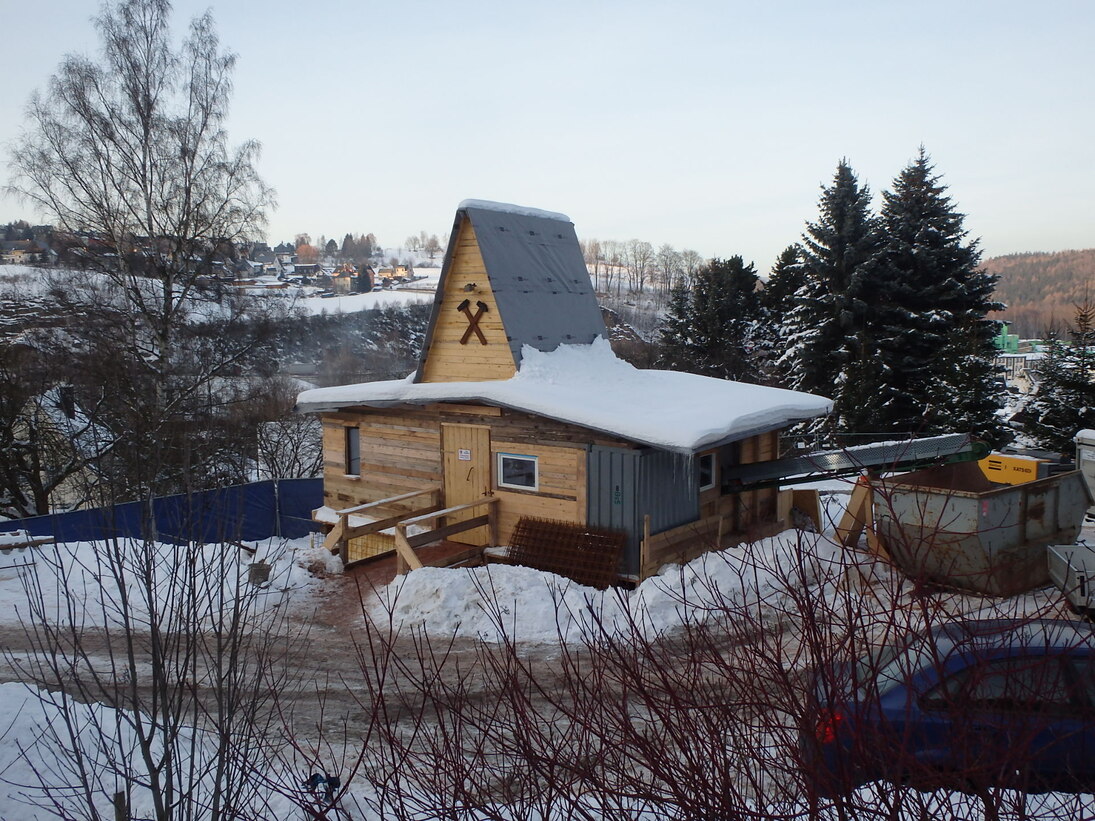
296, 200, 832, 585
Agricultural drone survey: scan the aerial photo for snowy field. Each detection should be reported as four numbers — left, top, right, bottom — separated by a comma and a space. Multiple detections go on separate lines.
292, 269, 441, 316
0, 263, 441, 322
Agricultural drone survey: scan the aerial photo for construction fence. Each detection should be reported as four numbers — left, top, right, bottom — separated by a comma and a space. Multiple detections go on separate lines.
0, 479, 323, 545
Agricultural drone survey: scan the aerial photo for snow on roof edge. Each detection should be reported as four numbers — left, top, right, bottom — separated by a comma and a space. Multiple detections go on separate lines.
296, 339, 832, 455
458, 199, 571, 223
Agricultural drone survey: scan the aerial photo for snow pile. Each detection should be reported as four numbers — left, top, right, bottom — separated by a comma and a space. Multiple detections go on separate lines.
0, 536, 337, 631
371, 530, 843, 643
297, 337, 832, 453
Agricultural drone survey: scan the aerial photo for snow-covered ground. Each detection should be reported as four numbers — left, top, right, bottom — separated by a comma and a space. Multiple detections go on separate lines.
0, 487, 1090, 818
0, 263, 442, 322
292, 269, 441, 316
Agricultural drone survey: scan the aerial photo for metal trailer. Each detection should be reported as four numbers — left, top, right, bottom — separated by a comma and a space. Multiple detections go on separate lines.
873, 462, 1093, 596
1074, 429, 1095, 517
1047, 543, 1095, 614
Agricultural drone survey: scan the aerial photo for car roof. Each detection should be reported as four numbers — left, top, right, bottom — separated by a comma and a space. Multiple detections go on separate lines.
930, 618, 1095, 658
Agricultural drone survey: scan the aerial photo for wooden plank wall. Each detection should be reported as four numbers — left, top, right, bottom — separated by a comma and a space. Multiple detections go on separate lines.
735, 430, 779, 531
321, 409, 443, 517
419, 220, 517, 383
492, 439, 586, 545
321, 405, 628, 544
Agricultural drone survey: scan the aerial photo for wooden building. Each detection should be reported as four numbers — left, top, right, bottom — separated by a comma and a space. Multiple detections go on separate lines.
297, 200, 831, 582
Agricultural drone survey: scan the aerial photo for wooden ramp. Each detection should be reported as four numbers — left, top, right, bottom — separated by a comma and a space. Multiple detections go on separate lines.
318, 489, 499, 575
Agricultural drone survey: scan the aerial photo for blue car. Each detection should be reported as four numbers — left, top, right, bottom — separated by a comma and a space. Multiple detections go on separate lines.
800, 619, 1095, 796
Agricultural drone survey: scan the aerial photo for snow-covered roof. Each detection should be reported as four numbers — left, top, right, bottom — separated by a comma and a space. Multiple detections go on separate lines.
456, 198, 570, 223
297, 338, 832, 454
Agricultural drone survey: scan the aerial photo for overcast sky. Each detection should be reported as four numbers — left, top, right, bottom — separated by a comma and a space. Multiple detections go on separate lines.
2, 0, 1092, 270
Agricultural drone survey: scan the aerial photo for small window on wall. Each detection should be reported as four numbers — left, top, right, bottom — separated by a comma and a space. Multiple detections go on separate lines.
497, 452, 538, 491
345, 427, 361, 475
697, 452, 716, 491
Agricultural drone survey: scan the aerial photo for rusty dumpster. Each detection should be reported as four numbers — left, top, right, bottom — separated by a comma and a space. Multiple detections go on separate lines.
873, 462, 1092, 596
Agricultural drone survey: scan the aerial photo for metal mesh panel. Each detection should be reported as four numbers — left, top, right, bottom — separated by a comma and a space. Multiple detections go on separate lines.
345, 532, 394, 564
507, 516, 626, 589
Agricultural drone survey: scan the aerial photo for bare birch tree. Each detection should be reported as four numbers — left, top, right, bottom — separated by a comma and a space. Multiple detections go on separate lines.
5, 0, 275, 498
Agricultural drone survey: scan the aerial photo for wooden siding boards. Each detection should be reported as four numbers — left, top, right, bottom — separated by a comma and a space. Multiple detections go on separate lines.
419, 221, 517, 383
414, 204, 607, 384
321, 405, 617, 539
322, 402, 795, 580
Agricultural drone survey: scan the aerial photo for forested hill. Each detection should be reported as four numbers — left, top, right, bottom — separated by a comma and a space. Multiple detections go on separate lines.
985, 248, 1095, 336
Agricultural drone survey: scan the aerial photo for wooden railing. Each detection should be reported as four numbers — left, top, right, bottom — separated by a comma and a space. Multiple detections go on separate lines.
638, 489, 794, 580
323, 487, 441, 552
393, 496, 500, 574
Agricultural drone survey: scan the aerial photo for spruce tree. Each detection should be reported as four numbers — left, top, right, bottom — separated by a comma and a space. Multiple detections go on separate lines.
779, 160, 881, 434
760, 245, 805, 385
873, 148, 1004, 442
657, 256, 763, 382
1026, 301, 1095, 454
762, 244, 807, 316
658, 280, 694, 373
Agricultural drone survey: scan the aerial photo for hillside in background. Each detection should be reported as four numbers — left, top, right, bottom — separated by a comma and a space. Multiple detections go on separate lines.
986, 248, 1095, 336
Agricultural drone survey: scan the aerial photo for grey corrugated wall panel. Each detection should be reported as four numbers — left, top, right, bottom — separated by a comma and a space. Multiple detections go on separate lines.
464, 206, 607, 365
588, 447, 641, 576
638, 449, 700, 538
588, 446, 700, 578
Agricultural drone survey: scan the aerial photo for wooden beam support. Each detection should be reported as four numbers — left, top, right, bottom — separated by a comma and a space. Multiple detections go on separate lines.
393, 527, 423, 573
835, 475, 880, 550
323, 517, 345, 552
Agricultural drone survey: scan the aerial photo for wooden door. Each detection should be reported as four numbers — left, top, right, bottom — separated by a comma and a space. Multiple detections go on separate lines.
441, 423, 491, 545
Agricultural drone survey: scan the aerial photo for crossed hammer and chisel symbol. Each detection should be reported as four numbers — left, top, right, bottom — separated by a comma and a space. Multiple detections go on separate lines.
457, 298, 489, 345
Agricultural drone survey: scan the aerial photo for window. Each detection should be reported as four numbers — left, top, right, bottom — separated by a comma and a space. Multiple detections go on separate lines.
345, 427, 361, 475
497, 452, 538, 491
697, 452, 716, 491
922, 655, 1077, 714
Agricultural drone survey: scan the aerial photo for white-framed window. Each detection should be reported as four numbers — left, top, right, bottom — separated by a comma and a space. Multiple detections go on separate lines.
497, 452, 538, 491
345, 427, 361, 476
697, 451, 716, 491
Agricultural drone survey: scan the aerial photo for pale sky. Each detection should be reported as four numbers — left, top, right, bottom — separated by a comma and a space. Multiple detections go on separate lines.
2, 0, 1092, 270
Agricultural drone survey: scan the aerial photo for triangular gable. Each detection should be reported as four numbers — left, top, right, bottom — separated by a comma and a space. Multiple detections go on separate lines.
414, 200, 606, 384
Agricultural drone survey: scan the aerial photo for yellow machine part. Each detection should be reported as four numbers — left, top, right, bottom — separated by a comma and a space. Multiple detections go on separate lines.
978, 453, 1047, 485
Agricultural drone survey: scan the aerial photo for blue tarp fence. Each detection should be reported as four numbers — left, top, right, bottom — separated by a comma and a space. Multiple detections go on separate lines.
0, 478, 323, 544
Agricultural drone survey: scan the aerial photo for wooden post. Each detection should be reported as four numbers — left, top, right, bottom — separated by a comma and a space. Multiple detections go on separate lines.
487, 496, 499, 547
792, 489, 823, 533
835, 476, 872, 548
393, 525, 424, 573
640, 514, 651, 578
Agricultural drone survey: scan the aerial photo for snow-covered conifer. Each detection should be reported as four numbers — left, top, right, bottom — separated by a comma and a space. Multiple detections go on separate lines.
657, 256, 763, 382
779, 160, 880, 435
872, 148, 1005, 442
